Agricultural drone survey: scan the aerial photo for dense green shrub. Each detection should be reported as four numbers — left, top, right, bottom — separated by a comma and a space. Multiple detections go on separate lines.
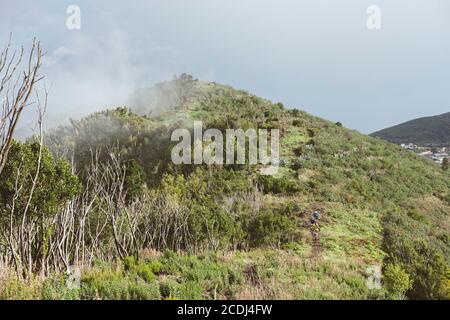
248, 209, 299, 247
258, 175, 301, 194
293, 146, 303, 157
123, 159, 146, 202
123, 256, 163, 283
0, 140, 81, 273
0, 140, 81, 218
41, 275, 80, 300
290, 109, 301, 117
292, 119, 302, 127
80, 268, 160, 300
442, 158, 448, 171
383, 264, 412, 299
0, 276, 41, 300
158, 253, 243, 299
383, 211, 449, 299
159, 278, 180, 299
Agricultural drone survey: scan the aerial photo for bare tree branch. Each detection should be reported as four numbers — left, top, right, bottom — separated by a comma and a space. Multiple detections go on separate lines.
0, 37, 44, 176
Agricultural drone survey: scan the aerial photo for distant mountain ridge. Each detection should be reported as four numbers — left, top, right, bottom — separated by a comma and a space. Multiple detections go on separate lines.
370, 112, 450, 146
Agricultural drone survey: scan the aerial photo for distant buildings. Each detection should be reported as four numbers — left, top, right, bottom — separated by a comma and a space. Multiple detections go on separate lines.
418, 151, 433, 156
401, 143, 449, 165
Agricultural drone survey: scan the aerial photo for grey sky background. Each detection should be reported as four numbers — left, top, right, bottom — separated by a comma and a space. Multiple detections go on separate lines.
1, 0, 449, 134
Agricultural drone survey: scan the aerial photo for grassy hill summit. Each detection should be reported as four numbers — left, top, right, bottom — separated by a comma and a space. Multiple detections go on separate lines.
371, 112, 450, 147
8, 74, 448, 300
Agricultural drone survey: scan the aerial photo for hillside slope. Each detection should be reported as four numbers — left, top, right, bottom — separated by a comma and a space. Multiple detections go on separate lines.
44, 74, 450, 300
371, 112, 450, 146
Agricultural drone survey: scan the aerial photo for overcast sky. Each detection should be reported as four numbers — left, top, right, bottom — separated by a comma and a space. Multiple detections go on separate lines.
1, 0, 449, 133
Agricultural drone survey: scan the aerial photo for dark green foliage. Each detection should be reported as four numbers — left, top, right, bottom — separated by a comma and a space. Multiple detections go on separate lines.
123, 159, 146, 201
289, 159, 303, 170
0, 140, 80, 217
406, 209, 428, 224
123, 256, 162, 283
290, 109, 301, 117
442, 158, 449, 171
258, 175, 301, 194
382, 210, 449, 299
293, 146, 303, 156
445, 194, 450, 206
0, 140, 81, 273
292, 119, 302, 127
248, 209, 299, 247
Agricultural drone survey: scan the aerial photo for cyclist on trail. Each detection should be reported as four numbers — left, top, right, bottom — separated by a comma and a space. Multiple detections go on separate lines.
310, 221, 320, 242
310, 210, 321, 242
312, 210, 321, 221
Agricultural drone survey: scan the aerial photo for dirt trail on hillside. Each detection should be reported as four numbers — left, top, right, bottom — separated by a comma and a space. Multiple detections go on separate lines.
310, 231, 322, 259
301, 204, 325, 259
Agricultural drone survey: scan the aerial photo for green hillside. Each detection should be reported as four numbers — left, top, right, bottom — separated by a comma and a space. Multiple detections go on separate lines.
371, 112, 450, 147
4, 74, 448, 300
